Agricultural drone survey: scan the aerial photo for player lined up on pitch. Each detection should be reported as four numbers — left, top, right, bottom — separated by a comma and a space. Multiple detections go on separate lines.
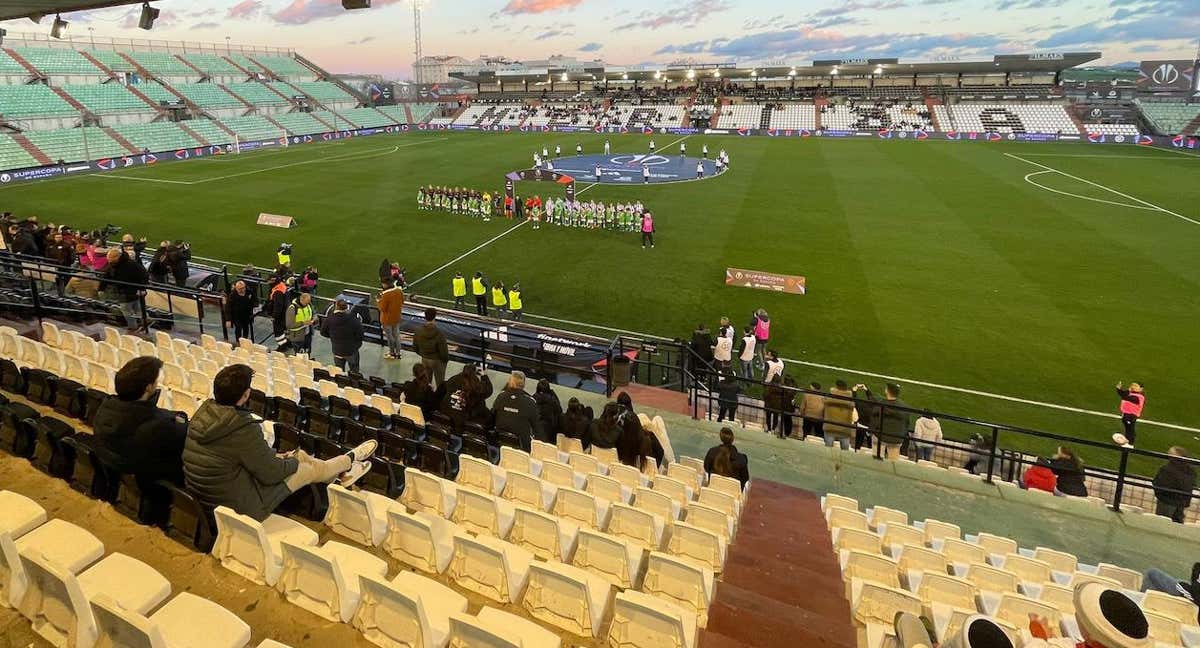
417, 186, 499, 220
541, 197, 648, 231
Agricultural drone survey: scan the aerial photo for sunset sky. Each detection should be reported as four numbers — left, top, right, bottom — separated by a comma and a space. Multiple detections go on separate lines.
2, 0, 1194, 79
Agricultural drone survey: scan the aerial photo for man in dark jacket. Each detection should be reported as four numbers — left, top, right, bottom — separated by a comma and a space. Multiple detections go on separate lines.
715, 371, 741, 423
100, 248, 149, 331
689, 323, 715, 374
413, 307, 449, 388
182, 364, 376, 520
167, 240, 191, 287
9, 222, 38, 256
224, 280, 259, 343
320, 299, 364, 373
45, 232, 76, 290
1153, 447, 1196, 523
856, 382, 909, 460
92, 357, 187, 485
492, 371, 542, 451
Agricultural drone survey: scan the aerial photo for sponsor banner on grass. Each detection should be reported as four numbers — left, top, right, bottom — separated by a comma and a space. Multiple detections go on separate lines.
725, 267, 807, 295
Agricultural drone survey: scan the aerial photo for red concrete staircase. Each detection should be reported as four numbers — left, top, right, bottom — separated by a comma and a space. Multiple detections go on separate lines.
101, 126, 140, 154
701, 481, 857, 648
1182, 113, 1200, 136
79, 51, 118, 79
1064, 105, 1087, 136
814, 97, 828, 130
308, 112, 336, 132
177, 122, 210, 146
11, 134, 53, 165
175, 54, 207, 79
925, 96, 943, 131
221, 55, 258, 79
4, 49, 44, 79
262, 114, 291, 136
50, 87, 88, 112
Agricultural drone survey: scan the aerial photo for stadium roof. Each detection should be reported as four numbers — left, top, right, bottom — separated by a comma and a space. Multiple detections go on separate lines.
0, 0, 166, 21
451, 52, 1102, 84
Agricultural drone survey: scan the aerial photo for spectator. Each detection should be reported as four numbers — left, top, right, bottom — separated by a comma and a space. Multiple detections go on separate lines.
1142, 562, 1200, 605
704, 427, 750, 487
1047, 446, 1088, 497
440, 363, 493, 429
715, 371, 741, 424
749, 309, 771, 367
533, 379, 563, 443
224, 280, 259, 343
182, 364, 376, 520
320, 299, 364, 373
120, 233, 147, 262
148, 241, 171, 284
167, 240, 191, 287
799, 382, 827, 440
763, 350, 784, 384
413, 307, 449, 388
1153, 447, 1196, 523
1023, 458, 1058, 493
614, 402, 658, 471
712, 331, 733, 374
912, 411, 943, 462
100, 248, 148, 332
689, 323, 715, 374
856, 382, 909, 460
44, 233, 75, 290
92, 357, 187, 485
964, 432, 993, 475
561, 398, 593, 448
615, 391, 636, 417
589, 402, 624, 451
401, 363, 437, 418
1114, 381, 1146, 448
298, 266, 318, 294
737, 327, 756, 378
267, 277, 292, 348
779, 375, 797, 439
284, 292, 316, 354
492, 371, 542, 451
9, 222, 37, 256
763, 374, 787, 438
377, 280, 405, 361
823, 380, 856, 450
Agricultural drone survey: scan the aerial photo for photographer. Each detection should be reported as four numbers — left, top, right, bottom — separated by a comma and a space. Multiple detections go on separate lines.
167, 240, 190, 287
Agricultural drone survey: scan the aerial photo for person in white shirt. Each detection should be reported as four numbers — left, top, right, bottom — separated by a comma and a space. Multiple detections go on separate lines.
649, 139, 656, 153
738, 327, 757, 378
533, 152, 541, 169
554, 144, 561, 158
604, 139, 611, 154
541, 145, 549, 158
912, 412, 943, 461
764, 350, 784, 384
702, 143, 709, 159
643, 165, 650, 183
680, 142, 687, 158
712, 331, 733, 373
696, 161, 704, 178
576, 142, 583, 155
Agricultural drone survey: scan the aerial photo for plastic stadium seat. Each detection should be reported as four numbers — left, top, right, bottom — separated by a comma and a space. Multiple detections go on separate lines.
822, 493, 859, 513
865, 506, 908, 530
851, 581, 924, 648
1031, 547, 1078, 574
650, 476, 693, 507
827, 507, 870, 533
969, 532, 1019, 557
572, 528, 644, 590
993, 593, 1061, 631
704, 473, 743, 501
457, 455, 506, 495
211, 507, 319, 586
451, 488, 516, 538
590, 446, 619, 466
915, 572, 978, 613
276, 539, 387, 623
447, 532, 533, 605
607, 588, 697, 648
540, 460, 586, 490
995, 553, 1052, 584
522, 561, 612, 637
634, 487, 681, 522
18, 550, 171, 648
91, 591, 252, 648
353, 570, 468, 648
696, 488, 740, 520
643, 551, 714, 627
382, 509, 458, 575
834, 527, 883, 556
557, 436, 584, 455
401, 469, 458, 519
667, 463, 703, 493
509, 505, 578, 562
919, 519, 961, 544
935, 538, 987, 567
324, 484, 399, 547
666, 521, 727, 573
1141, 589, 1200, 630
685, 503, 734, 542
258, 641, 295, 648
0, 490, 47, 539
608, 463, 647, 490
567, 451, 602, 476
501, 471, 556, 512
586, 473, 631, 505
1096, 563, 1142, 590
606, 503, 666, 551
841, 550, 901, 593
13, 518, 105, 575
447, 607, 561, 648
499, 446, 541, 476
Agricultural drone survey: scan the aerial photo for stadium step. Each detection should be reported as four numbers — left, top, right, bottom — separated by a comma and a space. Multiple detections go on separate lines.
177, 122, 211, 146
264, 80, 301, 105
4, 48, 44, 79
1184, 113, 1200, 136
309, 111, 336, 132
176, 55, 207, 79
293, 52, 368, 104
245, 55, 281, 81
925, 96, 942, 130
1065, 107, 1087, 136
125, 84, 166, 112
10, 133, 53, 165
50, 86, 88, 112
402, 104, 414, 124
118, 51, 156, 80
262, 114, 291, 135
221, 54, 257, 79
223, 84, 256, 110
101, 126, 141, 155
79, 51, 119, 79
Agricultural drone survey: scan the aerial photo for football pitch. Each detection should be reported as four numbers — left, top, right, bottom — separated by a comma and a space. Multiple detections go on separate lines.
7, 130, 1199, 463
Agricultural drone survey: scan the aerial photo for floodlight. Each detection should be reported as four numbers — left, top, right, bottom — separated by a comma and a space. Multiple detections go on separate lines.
342, 0, 371, 8
50, 14, 68, 39
138, 3, 160, 30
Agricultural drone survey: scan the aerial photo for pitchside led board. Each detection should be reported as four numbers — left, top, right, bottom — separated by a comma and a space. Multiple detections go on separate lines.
1137, 60, 1197, 93
725, 268, 807, 295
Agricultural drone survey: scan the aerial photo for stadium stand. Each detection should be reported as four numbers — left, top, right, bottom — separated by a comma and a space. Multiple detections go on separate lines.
715, 103, 763, 129
128, 81, 176, 104
936, 102, 1079, 134
251, 55, 317, 81
62, 83, 152, 115
310, 109, 353, 129
452, 103, 521, 127
270, 112, 332, 136
219, 115, 285, 141
409, 103, 438, 123
225, 53, 267, 75
768, 103, 817, 129
0, 134, 41, 168
182, 118, 235, 145
125, 51, 200, 79
337, 107, 393, 128
1137, 101, 1200, 135
85, 49, 139, 73
180, 53, 247, 78
173, 83, 244, 110
1083, 123, 1139, 136
24, 126, 130, 161
291, 81, 355, 104
111, 121, 203, 151
224, 81, 293, 108
0, 84, 78, 118
13, 47, 104, 81
823, 102, 934, 132
614, 103, 685, 129
374, 104, 409, 124
0, 49, 31, 77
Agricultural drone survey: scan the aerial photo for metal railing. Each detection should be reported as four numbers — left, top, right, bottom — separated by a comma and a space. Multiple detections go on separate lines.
1, 31, 292, 56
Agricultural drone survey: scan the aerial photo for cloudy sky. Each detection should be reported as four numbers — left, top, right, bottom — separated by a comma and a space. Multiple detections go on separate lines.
4, 0, 1194, 79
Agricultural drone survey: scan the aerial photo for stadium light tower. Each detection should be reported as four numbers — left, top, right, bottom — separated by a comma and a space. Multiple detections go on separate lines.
411, 0, 424, 84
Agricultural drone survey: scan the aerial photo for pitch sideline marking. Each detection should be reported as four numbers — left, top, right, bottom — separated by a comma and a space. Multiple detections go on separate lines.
1006, 152, 1199, 226
1015, 153, 1199, 160
1022, 171, 1159, 211
408, 219, 530, 287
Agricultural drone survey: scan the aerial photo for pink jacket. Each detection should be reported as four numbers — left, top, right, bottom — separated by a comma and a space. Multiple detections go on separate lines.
641, 214, 654, 233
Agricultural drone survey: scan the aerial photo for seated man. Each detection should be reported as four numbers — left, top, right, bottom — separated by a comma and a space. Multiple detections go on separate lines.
183, 364, 376, 521
92, 356, 187, 485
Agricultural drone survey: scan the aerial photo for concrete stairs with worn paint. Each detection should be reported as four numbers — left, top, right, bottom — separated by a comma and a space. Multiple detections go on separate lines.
10, 133, 52, 165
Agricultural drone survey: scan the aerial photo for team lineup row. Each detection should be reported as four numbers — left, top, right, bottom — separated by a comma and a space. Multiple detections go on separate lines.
417, 187, 650, 231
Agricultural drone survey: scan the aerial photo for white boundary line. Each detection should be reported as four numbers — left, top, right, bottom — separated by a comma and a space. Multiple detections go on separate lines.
409, 219, 529, 286
1015, 153, 1199, 160
575, 182, 598, 195
95, 174, 193, 185
1022, 171, 1159, 211
1006, 152, 1200, 226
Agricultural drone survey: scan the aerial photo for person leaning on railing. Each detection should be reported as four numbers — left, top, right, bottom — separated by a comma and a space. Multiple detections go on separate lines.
1153, 447, 1196, 523
854, 382, 910, 461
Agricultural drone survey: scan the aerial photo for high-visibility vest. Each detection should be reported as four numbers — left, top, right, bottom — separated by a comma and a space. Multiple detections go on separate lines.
277, 251, 291, 266
288, 302, 312, 332
492, 286, 506, 306
472, 277, 486, 295
1120, 392, 1145, 417
508, 290, 522, 311
452, 276, 467, 297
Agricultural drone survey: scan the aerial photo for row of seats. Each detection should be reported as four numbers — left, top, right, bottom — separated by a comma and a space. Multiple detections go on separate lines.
715, 104, 764, 129
180, 53, 246, 76
61, 83, 148, 113
1083, 123, 1139, 136
225, 82, 290, 107
111, 121, 204, 151
13, 48, 104, 77
291, 81, 355, 103
337, 107, 395, 129
822, 493, 1198, 647
24, 127, 130, 162
823, 103, 934, 132
252, 56, 316, 81
220, 115, 286, 141
1136, 101, 1200, 135
935, 103, 1079, 134
0, 84, 76, 118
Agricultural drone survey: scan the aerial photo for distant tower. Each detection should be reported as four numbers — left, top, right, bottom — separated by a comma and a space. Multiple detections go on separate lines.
412, 0, 424, 84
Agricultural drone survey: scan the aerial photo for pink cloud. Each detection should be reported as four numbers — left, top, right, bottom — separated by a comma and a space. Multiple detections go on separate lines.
273, 0, 403, 25
501, 0, 587, 15
227, 0, 263, 19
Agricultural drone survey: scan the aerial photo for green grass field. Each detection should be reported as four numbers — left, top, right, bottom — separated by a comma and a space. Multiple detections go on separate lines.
6, 130, 1199, 467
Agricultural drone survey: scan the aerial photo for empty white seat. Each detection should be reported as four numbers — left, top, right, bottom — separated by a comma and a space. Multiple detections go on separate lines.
91, 591, 252, 648
447, 607, 561, 648
318, 380, 341, 399
666, 521, 726, 573
568, 451, 603, 476
451, 488, 516, 538
995, 553, 1051, 584
509, 505, 578, 562
993, 593, 1061, 632
401, 470, 458, 519
382, 509, 458, 575
501, 471, 556, 512
572, 528, 645, 589
608, 588, 698, 648
499, 446, 542, 477
1096, 563, 1141, 590
447, 532, 533, 605
276, 540, 388, 622
590, 446, 619, 466
851, 581, 924, 648
822, 493, 859, 513
937, 538, 987, 567
552, 487, 610, 530
651, 475, 693, 506
586, 473, 631, 505
880, 523, 926, 556
457, 455, 507, 495
212, 507, 319, 586
866, 506, 908, 529
557, 436, 585, 454
540, 460, 586, 490
606, 503, 666, 551
1142, 589, 1200, 627
352, 570, 468, 648
667, 463, 703, 493
834, 527, 884, 555
643, 551, 714, 627
827, 507, 870, 533
1032, 547, 1077, 574
915, 572, 978, 613
841, 551, 902, 595
696, 488, 740, 520
635, 487, 681, 522
0, 491, 47, 539
13, 518, 106, 575
968, 532, 1018, 557
920, 519, 961, 544
530, 439, 564, 464
608, 463, 648, 490
324, 484, 399, 547
369, 394, 396, 416
523, 561, 612, 638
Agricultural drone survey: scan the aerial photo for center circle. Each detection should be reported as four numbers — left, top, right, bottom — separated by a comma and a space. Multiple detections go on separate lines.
541, 153, 725, 185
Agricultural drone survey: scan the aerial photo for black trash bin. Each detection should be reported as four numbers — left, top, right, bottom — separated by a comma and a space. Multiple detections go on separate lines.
611, 355, 632, 386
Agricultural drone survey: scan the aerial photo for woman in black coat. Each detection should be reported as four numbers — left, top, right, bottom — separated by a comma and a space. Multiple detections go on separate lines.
1046, 446, 1088, 497
561, 398, 593, 448
532, 379, 563, 443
